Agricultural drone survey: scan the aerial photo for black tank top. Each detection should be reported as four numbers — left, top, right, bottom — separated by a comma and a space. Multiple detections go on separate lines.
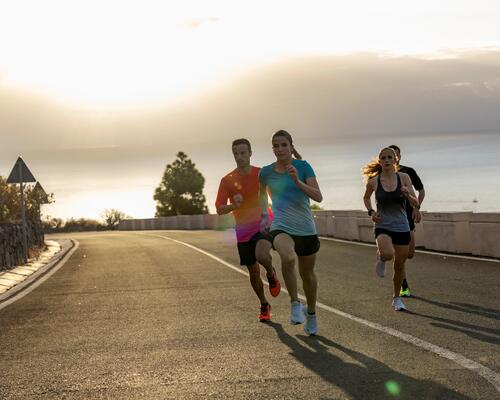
375, 173, 409, 232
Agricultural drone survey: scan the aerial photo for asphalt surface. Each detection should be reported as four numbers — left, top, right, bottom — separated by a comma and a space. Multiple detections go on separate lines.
0, 230, 498, 399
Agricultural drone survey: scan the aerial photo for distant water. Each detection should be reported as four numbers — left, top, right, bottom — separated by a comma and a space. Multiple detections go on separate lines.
38, 130, 500, 219
202, 131, 500, 214
300, 131, 500, 213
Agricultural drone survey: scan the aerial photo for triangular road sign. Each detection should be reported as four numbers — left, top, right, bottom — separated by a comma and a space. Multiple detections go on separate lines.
34, 182, 50, 204
7, 157, 36, 183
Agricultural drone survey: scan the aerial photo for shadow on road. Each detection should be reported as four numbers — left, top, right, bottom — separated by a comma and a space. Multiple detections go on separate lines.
405, 310, 500, 346
412, 296, 500, 321
265, 321, 472, 400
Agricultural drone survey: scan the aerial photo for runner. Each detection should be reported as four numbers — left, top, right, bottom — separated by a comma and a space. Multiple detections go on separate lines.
216, 138, 281, 322
362, 147, 419, 311
259, 130, 323, 335
389, 144, 425, 297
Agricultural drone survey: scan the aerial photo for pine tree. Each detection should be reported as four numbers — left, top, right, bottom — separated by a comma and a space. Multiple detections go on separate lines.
154, 152, 208, 216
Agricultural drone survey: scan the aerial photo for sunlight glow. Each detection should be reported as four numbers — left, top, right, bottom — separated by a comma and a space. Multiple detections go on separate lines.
1, 0, 499, 107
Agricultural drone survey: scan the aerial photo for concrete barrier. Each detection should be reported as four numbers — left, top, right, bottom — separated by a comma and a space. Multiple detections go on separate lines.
470, 213, 500, 258
420, 212, 472, 254
119, 211, 500, 259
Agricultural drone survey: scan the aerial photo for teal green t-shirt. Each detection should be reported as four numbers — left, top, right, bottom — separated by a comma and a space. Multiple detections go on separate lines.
259, 159, 317, 236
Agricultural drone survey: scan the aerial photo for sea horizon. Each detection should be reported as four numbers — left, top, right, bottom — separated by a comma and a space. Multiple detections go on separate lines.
17, 129, 496, 221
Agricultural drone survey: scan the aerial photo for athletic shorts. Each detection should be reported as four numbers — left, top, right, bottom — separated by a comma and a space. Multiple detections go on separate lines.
269, 230, 320, 257
237, 231, 273, 266
374, 228, 411, 246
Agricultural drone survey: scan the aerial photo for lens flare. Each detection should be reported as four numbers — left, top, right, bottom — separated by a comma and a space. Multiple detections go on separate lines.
385, 380, 401, 396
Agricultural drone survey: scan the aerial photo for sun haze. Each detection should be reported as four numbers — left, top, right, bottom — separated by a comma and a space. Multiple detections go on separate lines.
1, 0, 500, 108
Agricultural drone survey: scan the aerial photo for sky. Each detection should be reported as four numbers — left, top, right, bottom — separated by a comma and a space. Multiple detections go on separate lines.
1, 0, 500, 220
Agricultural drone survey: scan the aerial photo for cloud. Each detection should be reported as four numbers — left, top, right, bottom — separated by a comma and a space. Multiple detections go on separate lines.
2, 49, 500, 156
3, 48, 499, 218
186, 16, 219, 29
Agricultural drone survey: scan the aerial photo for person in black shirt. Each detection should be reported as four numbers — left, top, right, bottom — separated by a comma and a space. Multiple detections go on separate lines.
389, 145, 425, 297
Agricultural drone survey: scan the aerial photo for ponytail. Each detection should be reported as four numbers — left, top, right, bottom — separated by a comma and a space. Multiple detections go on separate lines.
362, 159, 382, 182
292, 148, 302, 160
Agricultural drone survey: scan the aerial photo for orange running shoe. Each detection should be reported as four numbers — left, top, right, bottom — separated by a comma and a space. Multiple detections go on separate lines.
267, 269, 281, 297
259, 303, 271, 322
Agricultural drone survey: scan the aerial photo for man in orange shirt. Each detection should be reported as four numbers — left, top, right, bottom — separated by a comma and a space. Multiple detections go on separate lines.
216, 138, 281, 321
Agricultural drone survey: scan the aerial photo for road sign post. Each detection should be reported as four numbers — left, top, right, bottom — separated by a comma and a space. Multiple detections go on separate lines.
33, 182, 50, 220
7, 157, 37, 263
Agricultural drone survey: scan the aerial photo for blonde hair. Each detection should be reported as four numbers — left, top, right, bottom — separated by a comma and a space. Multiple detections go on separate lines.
272, 130, 302, 160
362, 147, 398, 182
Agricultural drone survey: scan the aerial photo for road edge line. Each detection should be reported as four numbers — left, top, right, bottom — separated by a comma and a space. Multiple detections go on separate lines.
142, 232, 500, 393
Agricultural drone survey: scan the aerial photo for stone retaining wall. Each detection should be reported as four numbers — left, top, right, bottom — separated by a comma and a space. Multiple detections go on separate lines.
0, 222, 45, 270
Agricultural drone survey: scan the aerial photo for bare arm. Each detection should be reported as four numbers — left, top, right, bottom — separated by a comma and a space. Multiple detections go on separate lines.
363, 178, 382, 223
411, 188, 426, 223
296, 177, 323, 202
401, 173, 419, 208
363, 180, 375, 212
216, 181, 242, 215
287, 164, 323, 202
417, 188, 426, 207
258, 182, 271, 231
216, 203, 238, 215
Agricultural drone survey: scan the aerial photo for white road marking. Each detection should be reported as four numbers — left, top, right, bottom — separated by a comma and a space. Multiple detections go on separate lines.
142, 232, 500, 393
0, 241, 79, 311
320, 236, 500, 263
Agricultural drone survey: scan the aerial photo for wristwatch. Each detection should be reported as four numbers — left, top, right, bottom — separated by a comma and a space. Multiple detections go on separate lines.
368, 209, 375, 216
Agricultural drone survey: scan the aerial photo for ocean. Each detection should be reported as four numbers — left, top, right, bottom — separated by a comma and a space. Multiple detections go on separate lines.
27, 130, 500, 219
202, 131, 500, 214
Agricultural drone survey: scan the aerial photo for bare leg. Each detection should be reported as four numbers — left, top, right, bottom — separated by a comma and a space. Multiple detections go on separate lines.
402, 230, 416, 284
247, 263, 267, 304
273, 233, 298, 302
298, 254, 318, 313
376, 234, 395, 262
255, 239, 274, 277
393, 245, 409, 298
407, 231, 416, 259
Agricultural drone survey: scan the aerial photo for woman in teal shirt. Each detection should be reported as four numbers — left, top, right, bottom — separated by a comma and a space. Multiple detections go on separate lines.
259, 130, 323, 335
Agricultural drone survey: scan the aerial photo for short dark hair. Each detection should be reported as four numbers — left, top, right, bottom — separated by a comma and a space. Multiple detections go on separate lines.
232, 138, 251, 152
389, 144, 400, 153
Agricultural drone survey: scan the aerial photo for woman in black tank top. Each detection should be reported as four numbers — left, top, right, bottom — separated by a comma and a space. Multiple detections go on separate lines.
362, 147, 419, 311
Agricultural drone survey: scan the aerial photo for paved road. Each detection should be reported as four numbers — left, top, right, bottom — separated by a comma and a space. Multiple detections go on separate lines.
0, 230, 498, 399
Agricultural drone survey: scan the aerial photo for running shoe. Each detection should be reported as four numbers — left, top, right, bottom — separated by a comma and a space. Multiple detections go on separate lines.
303, 308, 318, 336
259, 303, 271, 322
290, 301, 305, 324
392, 297, 406, 311
399, 287, 411, 297
267, 269, 281, 297
375, 253, 386, 278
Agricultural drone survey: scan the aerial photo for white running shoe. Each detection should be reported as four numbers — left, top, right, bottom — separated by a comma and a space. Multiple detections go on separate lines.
290, 301, 305, 324
375, 253, 386, 278
392, 297, 406, 311
303, 308, 318, 336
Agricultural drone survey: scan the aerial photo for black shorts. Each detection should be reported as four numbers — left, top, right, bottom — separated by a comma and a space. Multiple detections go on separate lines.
269, 230, 320, 257
237, 232, 273, 266
375, 228, 411, 246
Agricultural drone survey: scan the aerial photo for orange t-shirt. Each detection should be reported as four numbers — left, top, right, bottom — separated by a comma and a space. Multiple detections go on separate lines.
215, 166, 264, 243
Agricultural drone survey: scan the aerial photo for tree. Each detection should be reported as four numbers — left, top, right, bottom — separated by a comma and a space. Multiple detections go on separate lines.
0, 176, 54, 223
310, 203, 324, 211
101, 209, 129, 230
42, 216, 64, 232
0, 176, 19, 223
154, 152, 208, 216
